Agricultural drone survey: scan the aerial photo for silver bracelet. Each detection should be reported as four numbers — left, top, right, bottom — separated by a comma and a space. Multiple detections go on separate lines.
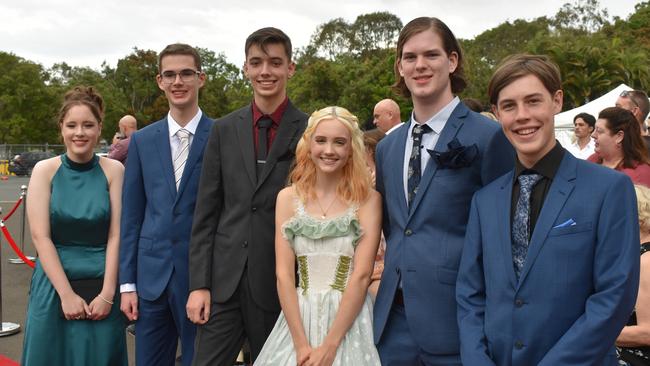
98, 294, 114, 305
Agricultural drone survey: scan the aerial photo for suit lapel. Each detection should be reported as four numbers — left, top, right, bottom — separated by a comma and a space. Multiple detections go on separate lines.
408, 105, 467, 219
497, 172, 518, 289
387, 125, 409, 223
234, 106, 257, 187
175, 115, 210, 201
256, 102, 302, 190
154, 118, 177, 198
517, 154, 576, 287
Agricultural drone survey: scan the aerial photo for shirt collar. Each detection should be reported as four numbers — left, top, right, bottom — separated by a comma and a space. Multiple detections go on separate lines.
252, 97, 289, 127
514, 140, 565, 180
168, 109, 202, 138
408, 96, 460, 135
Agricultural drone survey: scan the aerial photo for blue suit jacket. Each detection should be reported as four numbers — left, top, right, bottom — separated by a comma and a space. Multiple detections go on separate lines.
373, 102, 514, 354
119, 114, 213, 301
457, 152, 640, 365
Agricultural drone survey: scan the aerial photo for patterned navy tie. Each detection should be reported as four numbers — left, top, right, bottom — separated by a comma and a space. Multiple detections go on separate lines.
407, 123, 432, 208
512, 173, 543, 280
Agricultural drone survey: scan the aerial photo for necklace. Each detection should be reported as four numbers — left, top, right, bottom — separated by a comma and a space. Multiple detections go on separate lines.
315, 193, 337, 219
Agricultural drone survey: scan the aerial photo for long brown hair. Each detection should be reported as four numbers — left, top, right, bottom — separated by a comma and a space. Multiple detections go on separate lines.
598, 107, 650, 168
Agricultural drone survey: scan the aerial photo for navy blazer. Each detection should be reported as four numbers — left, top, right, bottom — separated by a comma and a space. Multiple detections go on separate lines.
119, 114, 213, 301
457, 152, 640, 365
373, 102, 514, 354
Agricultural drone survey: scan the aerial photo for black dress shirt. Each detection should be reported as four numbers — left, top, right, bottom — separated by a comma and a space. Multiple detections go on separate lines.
510, 141, 566, 237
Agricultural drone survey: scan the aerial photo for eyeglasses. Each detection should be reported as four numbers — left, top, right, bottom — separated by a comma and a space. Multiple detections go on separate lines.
620, 90, 640, 108
160, 69, 201, 84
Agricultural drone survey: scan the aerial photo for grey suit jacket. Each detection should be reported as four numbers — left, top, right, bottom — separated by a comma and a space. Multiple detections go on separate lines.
189, 101, 307, 311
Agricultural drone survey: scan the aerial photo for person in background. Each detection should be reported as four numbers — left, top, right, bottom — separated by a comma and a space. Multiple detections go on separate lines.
22, 86, 127, 365
462, 98, 483, 113
108, 115, 137, 166
372, 99, 403, 135
589, 107, 650, 187
363, 128, 386, 299
617, 89, 650, 157
617, 184, 650, 365
565, 112, 595, 159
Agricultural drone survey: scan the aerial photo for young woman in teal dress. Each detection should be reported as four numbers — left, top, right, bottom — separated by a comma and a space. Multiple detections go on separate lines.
255, 106, 382, 365
21, 86, 127, 365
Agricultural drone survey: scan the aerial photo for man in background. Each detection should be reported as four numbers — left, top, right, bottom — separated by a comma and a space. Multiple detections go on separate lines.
108, 114, 137, 165
373, 98, 403, 134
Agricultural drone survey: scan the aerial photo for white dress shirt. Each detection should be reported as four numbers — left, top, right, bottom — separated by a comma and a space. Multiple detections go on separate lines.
385, 122, 404, 135
565, 137, 595, 160
402, 97, 460, 201
120, 109, 203, 294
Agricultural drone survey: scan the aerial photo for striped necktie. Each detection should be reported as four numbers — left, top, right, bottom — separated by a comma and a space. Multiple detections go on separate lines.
174, 128, 191, 190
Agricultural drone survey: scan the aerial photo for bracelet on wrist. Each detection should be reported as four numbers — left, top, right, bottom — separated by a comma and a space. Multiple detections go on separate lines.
98, 294, 114, 305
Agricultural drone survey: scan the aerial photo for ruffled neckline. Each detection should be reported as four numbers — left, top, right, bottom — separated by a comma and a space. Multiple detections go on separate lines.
282, 198, 362, 247
61, 154, 99, 172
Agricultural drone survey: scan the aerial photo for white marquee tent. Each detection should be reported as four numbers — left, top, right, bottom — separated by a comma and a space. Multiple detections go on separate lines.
554, 84, 633, 147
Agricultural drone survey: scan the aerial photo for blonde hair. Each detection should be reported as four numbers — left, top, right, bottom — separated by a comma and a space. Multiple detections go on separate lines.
636, 184, 650, 234
290, 106, 371, 204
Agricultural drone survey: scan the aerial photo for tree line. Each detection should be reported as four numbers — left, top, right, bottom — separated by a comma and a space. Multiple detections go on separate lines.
1, 0, 649, 144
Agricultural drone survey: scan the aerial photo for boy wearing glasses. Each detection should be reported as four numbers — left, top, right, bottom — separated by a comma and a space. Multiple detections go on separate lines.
119, 43, 213, 366
186, 27, 308, 365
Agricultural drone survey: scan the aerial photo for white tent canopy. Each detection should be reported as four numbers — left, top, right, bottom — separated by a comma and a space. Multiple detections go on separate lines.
554, 83, 633, 130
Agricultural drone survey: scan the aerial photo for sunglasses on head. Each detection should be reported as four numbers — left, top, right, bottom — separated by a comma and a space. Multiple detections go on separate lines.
620, 90, 640, 108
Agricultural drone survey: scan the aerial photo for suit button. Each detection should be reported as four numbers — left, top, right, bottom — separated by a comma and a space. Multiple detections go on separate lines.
515, 299, 524, 307
404, 229, 413, 236
515, 341, 524, 349
252, 207, 257, 212
242, 241, 248, 248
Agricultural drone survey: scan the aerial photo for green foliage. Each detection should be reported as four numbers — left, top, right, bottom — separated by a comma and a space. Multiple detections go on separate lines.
3, 4, 650, 143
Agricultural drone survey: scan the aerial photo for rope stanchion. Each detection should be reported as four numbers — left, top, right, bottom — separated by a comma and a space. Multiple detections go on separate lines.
0, 207, 22, 337
0, 221, 35, 269
8, 185, 34, 264
2, 196, 23, 221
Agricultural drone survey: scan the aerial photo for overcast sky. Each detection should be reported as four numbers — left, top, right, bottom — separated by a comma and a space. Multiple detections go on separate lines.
0, 0, 641, 70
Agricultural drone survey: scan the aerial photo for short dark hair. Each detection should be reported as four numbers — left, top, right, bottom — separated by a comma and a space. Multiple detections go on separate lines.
245, 27, 293, 61
393, 17, 466, 98
158, 43, 202, 72
488, 54, 561, 106
598, 107, 649, 167
573, 112, 596, 129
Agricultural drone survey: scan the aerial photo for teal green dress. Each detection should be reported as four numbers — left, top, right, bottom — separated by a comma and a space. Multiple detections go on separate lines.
22, 154, 127, 366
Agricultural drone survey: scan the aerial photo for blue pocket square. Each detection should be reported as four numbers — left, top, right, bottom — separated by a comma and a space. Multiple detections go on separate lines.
553, 219, 577, 228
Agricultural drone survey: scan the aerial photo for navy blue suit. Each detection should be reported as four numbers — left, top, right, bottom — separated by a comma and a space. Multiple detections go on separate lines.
119, 114, 213, 366
457, 152, 640, 365
373, 102, 514, 364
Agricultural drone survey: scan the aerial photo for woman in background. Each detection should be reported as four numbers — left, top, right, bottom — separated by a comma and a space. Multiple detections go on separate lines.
589, 107, 650, 186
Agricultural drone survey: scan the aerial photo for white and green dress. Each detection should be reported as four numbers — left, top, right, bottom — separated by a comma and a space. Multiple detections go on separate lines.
255, 200, 381, 365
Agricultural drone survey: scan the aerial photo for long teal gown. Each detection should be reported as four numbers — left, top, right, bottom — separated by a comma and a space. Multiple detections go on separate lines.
22, 154, 127, 366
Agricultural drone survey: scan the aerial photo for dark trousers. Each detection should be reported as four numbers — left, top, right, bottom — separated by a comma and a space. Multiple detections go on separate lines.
377, 303, 461, 366
192, 270, 279, 366
136, 269, 196, 366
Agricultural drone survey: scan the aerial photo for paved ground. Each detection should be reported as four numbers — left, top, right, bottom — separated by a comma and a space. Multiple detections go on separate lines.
0, 175, 138, 364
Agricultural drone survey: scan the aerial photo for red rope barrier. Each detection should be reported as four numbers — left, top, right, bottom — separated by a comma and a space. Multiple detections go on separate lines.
3, 196, 23, 221
1, 222, 35, 268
